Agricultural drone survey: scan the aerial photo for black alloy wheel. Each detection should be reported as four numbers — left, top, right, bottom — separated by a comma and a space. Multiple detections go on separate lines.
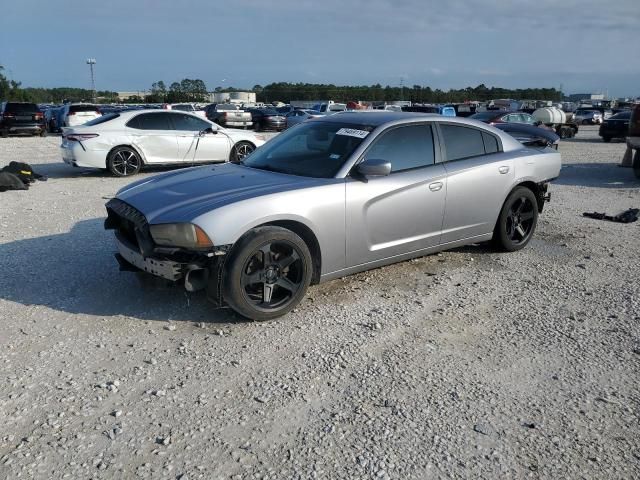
223, 226, 312, 321
241, 242, 303, 309
494, 187, 539, 252
107, 147, 142, 177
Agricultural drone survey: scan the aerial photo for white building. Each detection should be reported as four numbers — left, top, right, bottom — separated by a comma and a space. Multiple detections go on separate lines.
207, 91, 256, 104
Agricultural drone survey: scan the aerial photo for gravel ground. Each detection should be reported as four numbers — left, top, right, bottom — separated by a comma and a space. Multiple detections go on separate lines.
0, 126, 638, 479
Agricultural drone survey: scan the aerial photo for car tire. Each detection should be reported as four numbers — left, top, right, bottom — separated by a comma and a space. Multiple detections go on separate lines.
222, 226, 313, 321
0, 130, 8, 138
602, 136, 611, 143
581, 120, 589, 125
229, 141, 256, 163
493, 186, 539, 252
633, 149, 640, 180
254, 122, 261, 132
107, 146, 142, 177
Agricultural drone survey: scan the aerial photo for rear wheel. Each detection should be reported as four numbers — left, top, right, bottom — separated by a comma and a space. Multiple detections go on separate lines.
222, 226, 312, 321
602, 136, 611, 143
493, 187, 539, 252
107, 146, 142, 177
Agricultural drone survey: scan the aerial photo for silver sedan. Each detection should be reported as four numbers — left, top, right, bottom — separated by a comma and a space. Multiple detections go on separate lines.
105, 112, 561, 320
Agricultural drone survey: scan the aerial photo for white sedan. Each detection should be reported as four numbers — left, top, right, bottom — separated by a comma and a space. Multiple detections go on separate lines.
60, 110, 266, 176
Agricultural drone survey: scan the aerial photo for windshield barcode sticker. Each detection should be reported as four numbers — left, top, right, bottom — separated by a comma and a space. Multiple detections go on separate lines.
336, 128, 369, 138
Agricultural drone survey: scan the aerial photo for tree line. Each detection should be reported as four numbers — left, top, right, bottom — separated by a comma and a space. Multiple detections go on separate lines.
254, 82, 562, 104
1, 65, 562, 105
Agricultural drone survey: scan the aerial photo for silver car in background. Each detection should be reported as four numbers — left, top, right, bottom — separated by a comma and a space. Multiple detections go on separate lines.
105, 112, 561, 320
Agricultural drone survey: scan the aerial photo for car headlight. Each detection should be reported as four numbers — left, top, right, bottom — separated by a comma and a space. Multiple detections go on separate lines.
149, 223, 213, 249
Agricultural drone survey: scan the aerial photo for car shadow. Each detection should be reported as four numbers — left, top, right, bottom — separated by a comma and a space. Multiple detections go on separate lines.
0, 218, 242, 324
556, 163, 639, 189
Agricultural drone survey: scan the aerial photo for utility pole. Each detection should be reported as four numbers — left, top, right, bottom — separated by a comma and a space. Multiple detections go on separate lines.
400, 77, 404, 101
86, 58, 96, 102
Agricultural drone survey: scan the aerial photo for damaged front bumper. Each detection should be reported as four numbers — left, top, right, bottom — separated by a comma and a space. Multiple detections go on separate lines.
104, 198, 228, 306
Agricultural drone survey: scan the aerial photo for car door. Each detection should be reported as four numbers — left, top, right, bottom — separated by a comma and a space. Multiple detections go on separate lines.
171, 113, 230, 163
437, 123, 514, 244
127, 112, 179, 163
346, 123, 447, 267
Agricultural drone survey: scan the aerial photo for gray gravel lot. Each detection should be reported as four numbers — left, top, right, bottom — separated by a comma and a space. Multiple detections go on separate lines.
1, 126, 639, 479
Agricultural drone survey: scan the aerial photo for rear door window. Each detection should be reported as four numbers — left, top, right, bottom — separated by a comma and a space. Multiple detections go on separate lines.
365, 124, 435, 172
440, 125, 487, 161
482, 132, 500, 153
128, 113, 173, 130
171, 113, 210, 131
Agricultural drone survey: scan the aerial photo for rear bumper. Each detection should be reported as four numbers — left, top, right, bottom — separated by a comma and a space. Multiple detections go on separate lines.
1, 123, 44, 134
60, 142, 108, 168
224, 121, 252, 127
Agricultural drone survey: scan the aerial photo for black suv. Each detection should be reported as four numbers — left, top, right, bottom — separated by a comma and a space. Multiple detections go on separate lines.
0, 102, 46, 137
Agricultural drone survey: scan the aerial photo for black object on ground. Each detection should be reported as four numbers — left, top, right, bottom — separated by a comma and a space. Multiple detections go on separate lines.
583, 208, 639, 223
0, 161, 47, 191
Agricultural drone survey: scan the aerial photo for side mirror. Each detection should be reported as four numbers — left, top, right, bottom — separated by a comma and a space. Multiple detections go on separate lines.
534, 120, 543, 127
356, 158, 392, 177
200, 126, 216, 136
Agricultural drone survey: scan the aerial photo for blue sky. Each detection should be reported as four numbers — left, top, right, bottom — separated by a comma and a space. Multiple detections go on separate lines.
2, 0, 639, 97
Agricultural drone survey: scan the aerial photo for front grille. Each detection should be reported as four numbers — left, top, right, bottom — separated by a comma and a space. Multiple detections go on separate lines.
104, 198, 154, 257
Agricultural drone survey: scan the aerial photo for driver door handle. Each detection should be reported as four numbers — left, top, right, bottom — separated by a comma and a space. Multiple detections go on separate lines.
499, 166, 510, 174
429, 181, 443, 192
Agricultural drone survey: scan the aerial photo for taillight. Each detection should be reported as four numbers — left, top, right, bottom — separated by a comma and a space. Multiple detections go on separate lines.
224, 112, 228, 118
67, 133, 99, 142
34, 112, 43, 120
68, 111, 76, 116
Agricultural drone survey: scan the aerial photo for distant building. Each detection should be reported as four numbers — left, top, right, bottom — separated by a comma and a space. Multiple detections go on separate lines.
207, 91, 256, 104
117, 91, 145, 101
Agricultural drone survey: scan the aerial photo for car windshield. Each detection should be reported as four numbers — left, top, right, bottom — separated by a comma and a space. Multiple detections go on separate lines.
84, 113, 120, 126
241, 121, 374, 178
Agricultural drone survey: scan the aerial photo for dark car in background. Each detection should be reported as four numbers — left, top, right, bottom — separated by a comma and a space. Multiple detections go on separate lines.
0, 102, 46, 137
598, 110, 631, 142
493, 123, 560, 150
247, 108, 287, 131
470, 111, 537, 125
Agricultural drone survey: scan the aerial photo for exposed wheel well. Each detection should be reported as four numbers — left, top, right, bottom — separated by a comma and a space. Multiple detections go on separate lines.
248, 220, 322, 284
512, 181, 546, 212
107, 145, 145, 165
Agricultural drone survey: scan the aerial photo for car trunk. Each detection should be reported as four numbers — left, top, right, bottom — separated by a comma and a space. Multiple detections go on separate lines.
67, 105, 101, 126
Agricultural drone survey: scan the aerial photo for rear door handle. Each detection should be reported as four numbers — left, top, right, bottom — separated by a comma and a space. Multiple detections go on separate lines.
429, 181, 443, 192
498, 166, 510, 174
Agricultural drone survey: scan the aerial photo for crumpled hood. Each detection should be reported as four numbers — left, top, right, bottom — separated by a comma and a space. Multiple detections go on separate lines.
115, 163, 325, 224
